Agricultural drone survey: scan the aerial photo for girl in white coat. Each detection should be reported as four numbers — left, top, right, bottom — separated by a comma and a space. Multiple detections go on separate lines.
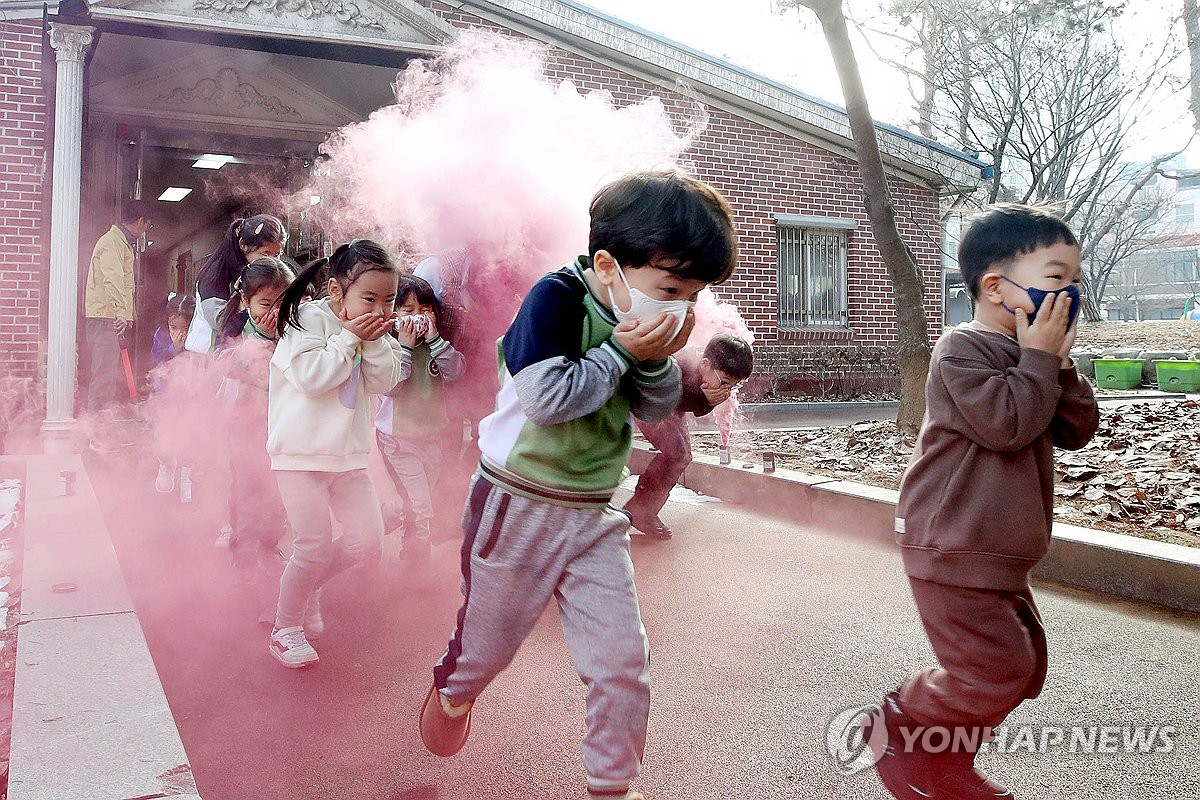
267, 239, 406, 668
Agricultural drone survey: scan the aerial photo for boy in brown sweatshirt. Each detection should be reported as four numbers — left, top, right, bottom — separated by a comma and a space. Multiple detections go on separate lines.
866, 205, 1099, 800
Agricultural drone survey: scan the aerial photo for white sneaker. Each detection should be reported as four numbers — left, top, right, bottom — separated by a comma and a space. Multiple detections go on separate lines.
214, 524, 232, 548
270, 626, 318, 668
179, 466, 193, 504
155, 462, 174, 493
303, 589, 324, 639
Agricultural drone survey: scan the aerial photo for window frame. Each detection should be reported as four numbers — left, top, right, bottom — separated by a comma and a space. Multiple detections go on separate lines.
774, 214, 854, 330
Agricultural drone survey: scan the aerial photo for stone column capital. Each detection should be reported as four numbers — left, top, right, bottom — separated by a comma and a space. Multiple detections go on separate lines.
47, 22, 95, 64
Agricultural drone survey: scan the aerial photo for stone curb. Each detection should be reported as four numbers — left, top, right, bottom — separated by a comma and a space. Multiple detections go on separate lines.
630, 443, 1200, 613
8, 454, 202, 800
737, 401, 900, 413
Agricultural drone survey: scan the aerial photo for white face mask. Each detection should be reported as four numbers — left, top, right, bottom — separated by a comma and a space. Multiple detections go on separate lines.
607, 258, 694, 339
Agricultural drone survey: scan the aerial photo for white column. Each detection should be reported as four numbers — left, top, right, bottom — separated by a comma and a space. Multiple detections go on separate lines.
42, 23, 94, 445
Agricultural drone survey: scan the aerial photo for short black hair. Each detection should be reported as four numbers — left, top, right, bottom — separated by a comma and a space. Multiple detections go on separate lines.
703, 333, 753, 381
121, 199, 152, 224
588, 170, 738, 284
958, 204, 1079, 299
396, 274, 438, 309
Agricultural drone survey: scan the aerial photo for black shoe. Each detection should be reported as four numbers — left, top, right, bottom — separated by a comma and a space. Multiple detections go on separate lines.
867, 692, 939, 800
932, 745, 1015, 799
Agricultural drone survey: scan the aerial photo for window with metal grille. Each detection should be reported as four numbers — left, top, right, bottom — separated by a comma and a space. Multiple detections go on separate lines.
776, 223, 849, 328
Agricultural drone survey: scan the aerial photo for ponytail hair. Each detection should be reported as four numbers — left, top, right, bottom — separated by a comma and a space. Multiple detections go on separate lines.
165, 292, 196, 321
216, 256, 295, 332
277, 239, 397, 333
197, 214, 287, 301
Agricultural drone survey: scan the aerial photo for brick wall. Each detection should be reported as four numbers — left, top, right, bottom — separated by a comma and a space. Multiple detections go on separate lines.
423, 1, 946, 349
0, 21, 47, 382
0, 7, 952, 387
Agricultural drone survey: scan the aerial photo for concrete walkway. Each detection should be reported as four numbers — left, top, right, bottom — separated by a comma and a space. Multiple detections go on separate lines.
9, 455, 199, 800
82, 453, 1199, 800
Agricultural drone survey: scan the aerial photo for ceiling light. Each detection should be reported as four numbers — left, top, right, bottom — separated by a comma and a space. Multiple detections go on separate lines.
158, 187, 193, 202
310, 195, 321, 205
192, 154, 237, 170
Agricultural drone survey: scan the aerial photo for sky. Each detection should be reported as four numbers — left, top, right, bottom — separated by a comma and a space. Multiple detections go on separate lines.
581, 0, 1199, 167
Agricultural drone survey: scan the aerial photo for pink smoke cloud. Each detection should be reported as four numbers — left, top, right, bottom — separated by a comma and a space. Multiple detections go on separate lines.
307, 30, 704, 274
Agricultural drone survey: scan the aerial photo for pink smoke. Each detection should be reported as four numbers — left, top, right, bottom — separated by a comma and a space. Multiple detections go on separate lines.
307, 31, 704, 275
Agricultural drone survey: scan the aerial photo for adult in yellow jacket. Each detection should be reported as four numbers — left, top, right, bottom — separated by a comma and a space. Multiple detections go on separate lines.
83, 200, 151, 411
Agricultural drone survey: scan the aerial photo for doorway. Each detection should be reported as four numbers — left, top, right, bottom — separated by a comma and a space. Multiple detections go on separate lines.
117, 127, 326, 388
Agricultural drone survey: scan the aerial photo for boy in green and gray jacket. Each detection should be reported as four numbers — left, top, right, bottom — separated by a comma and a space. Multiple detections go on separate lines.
419, 170, 738, 800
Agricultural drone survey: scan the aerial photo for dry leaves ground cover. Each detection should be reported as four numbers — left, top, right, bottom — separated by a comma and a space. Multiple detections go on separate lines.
693, 400, 1200, 549
1073, 320, 1200, 351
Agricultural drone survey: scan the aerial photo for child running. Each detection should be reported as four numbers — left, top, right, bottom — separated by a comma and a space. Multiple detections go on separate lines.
214, 257, 295, 588
375, 275, 465, 562
266, 240, 406, 668
150, 293, 196, 499
419, 170, 738, 800
623, 332, 753, 540
866, 205, 1099, 799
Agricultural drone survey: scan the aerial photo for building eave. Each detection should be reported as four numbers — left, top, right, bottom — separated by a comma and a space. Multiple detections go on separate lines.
0, 0, 51, 19
81, 0, 457, 56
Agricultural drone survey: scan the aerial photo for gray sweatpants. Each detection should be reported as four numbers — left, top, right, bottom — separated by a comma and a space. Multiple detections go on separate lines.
274, 469, 384, 630
434, 477, 650, 793
377, 430, 444, 541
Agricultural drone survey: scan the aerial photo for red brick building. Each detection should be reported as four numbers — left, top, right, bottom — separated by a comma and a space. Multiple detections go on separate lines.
0, 0, 982, 439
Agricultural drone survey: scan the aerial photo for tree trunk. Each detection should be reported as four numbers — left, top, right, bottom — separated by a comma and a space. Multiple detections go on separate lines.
804, 0, 932, 436
1186, 0, 1200, 133
956, 25, 972, 149
1082, 289, 1104, 323
916, 80, 936, 140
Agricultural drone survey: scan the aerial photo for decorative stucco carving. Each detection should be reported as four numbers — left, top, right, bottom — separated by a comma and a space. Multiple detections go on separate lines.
155, 67, 301, 117
47, 23, 95, 63
191, 0, 387, 31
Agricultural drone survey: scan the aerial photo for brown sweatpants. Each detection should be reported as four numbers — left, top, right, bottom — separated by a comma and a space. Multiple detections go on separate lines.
898, 577, 1048, 729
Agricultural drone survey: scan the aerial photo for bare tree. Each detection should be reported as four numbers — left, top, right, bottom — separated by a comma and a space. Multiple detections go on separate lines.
852, 0, 1188, 320
781, 0, 932, 435
1082, 180, 1174, 320
1077, 151, 1186, 319
1186, 0, 1200, 132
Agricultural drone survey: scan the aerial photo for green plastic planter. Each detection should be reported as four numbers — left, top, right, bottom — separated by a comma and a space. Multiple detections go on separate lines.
1092, 358, 1143, 389
1154, 360, 1200, 392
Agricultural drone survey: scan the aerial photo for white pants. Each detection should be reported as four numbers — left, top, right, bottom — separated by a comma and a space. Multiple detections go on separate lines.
273, 469, 383, 629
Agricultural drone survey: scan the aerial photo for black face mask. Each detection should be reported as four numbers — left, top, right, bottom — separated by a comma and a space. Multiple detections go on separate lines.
1001, 276, 1081, 328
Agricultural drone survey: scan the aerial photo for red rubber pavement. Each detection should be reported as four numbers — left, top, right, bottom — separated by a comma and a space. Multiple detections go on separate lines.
86, 454, 1200, 800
